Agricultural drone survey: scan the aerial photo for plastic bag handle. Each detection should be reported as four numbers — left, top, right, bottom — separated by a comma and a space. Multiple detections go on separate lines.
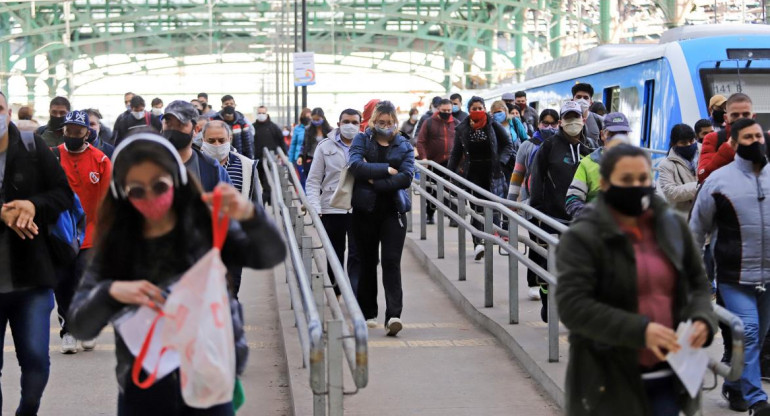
211, 187, 230, 250
131, 311, 174, 389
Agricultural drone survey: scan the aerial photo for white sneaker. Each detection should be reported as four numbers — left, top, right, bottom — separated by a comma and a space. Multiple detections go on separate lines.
528, 286, 541, 301
82, 339, 96, 351
386, 318, 403, 336
366, 319, 378, 328
61, 333, 78, 354
474, 244, 485, 261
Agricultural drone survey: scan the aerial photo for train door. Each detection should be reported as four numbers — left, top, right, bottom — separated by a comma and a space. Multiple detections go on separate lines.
641, 80, 655, 149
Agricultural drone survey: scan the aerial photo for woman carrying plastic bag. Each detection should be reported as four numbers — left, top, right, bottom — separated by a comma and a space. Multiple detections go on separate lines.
67, 133, 286, 415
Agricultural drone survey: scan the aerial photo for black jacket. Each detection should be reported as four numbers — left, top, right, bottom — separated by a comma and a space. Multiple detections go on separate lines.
529, 129, 596, 223
113, 111, 162, 145
67, 207, 286, 391
555, 195, 716, 416
1, 123, 74, 289
349, 129, 415, 214
253, 116, 287, 158
447, 116, 514, 191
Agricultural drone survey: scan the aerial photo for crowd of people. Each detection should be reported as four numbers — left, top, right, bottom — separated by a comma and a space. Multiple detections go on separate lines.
1, 77, 769, 415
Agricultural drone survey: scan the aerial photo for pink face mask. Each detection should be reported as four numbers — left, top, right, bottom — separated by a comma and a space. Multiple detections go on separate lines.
129, 188, 174, 221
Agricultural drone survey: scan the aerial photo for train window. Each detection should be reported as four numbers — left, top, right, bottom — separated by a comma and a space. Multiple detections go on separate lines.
529, 101, 539, 113
619, 87, 641, 144
700, 69, 770, 128
603, 86, 620, 112
641, 80, 655, 149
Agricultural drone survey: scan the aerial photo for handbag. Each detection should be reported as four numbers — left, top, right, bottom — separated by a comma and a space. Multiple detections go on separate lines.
330, 164, 354, 210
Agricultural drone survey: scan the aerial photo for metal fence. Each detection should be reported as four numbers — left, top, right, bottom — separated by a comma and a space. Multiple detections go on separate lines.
262, 148, 369, 416
410, 159, 744, 381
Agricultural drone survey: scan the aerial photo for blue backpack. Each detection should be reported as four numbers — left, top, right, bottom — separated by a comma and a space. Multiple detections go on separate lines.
19, 132, 86, 265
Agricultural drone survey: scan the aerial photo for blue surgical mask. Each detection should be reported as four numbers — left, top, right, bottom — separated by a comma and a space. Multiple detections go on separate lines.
375, 126, 394, 137
493, 112, 507, 124
311, 119, 324, 126
452, 105, 460, 113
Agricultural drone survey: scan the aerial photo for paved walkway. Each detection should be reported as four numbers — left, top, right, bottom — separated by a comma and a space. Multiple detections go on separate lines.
1, 268, 290, 415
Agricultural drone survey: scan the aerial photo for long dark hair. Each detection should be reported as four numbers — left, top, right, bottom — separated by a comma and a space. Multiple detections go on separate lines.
92, 140, 212, 282
307, 107, 332, 137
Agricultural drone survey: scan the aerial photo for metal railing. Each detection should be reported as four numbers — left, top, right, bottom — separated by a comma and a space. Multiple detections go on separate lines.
262, 148, 369, 416
410, 159, 745, 381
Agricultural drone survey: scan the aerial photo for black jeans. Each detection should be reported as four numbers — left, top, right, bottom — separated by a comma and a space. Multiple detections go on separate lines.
118, 371, 234, 416
353, 210, 407, 323
425, 161, 453, 219
527, 219, 559, 322
55, 248, 91, 337
321, 213, 360, 296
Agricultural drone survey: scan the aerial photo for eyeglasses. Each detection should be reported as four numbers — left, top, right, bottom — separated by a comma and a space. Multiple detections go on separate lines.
539, 121, 559, 128
374, 121, 394, 128
125, 177, 173, 200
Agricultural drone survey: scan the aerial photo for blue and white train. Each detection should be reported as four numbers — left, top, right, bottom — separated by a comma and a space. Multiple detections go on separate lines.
482, 24, 770, 153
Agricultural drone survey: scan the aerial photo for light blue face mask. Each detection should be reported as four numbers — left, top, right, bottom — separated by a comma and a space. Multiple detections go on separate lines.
375, 126, 394, 137
452, 105, 460, 113
493, 112, 507, 124
0, 114, 7, 138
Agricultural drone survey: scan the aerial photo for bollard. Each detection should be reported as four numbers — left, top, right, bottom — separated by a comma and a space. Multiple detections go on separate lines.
327, 320, 344, 416
420, 172, 427, 240
508, 215, 519, 325
437, 182, 445, 259
457, 195, 466, 281
484, 206, 494, 308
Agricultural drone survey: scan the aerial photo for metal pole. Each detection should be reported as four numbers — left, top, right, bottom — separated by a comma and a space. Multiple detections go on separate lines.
327, 319, 344, 416
437, 182, 445, 259
301, 0, 308, 109
457, 195, 466, 281
312, 272, 325, 322
294, 0, 299, 123
483, 206, 494, 308
547, 243, 559, 363
302, 236, 313, 282
419, 174, 427, 240
509, 215, 519, 324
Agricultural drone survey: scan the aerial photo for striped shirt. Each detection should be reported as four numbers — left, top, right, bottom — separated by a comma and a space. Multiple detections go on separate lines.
224, 153, 244, 194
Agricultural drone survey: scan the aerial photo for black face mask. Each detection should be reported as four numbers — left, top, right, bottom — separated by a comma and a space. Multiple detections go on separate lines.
712, 110, 725, 125
63, 135, 87, 152
737, 141, 768, 165
49, 116, 66, 130
438, 112, 451, 121
162, 129, 193, 150
300, 116, 310, 126
604, 185, 654, 217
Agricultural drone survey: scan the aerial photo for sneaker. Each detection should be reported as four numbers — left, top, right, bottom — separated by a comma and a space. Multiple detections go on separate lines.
61, 333, 78, 354
82, 339, 96, 351
426, 215, 435, 225
474, 244, 485, 261
449, 219, 458, 228
386, 318, 403, 336
750, 401, 770, 415
723, 384, 749, 412
366, 319, 378, 329
528, 286, 541, 301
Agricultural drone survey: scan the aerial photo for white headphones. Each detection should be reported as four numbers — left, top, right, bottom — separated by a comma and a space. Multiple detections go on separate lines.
109, 132, 188, 199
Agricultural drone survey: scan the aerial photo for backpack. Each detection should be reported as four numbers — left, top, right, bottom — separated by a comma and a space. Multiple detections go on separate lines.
19, 132, 86, 266
716, 129, 728, 150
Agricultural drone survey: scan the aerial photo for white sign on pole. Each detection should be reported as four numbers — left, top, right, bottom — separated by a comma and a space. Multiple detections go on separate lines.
293, 52, 316, 87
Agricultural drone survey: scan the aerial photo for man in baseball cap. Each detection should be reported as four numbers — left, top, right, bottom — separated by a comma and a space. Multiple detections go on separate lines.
501, 92, 516, 107
709, 94, 727, 129
160, 100, 231, 192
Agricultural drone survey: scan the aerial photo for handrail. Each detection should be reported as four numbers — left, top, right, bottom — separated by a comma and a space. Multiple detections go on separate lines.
261, 151, 325, 393
270, 148, 369, 389
711, 304, 745, 382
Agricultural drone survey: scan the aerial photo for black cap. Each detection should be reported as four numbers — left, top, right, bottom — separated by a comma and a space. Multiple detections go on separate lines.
163, 100, 198, 125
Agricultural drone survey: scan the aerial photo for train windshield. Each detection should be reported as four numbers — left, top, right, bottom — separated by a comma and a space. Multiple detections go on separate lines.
701, 69, 770, 127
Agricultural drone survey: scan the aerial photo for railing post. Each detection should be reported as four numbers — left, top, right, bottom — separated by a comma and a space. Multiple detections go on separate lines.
312, 272, 325, 323
302, 235, 313, 282
509, 214, 519, 324
457, 195, 466, 281
484, 206, 494, 308
436, 181, 445, 259
313, 340, 327, 416
547, 243, 559, 362
283, 189, 293, 210
419, 172, 427, 240
327, 319, 343, 416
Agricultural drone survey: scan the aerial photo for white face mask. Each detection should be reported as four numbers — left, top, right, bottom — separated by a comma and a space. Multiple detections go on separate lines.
151, 108, 163, 116
131, 111, 145, 120
256, 113, 268, 122
0, 114, 7, 138
410, 114, 419, 122
575, 99, 590, 112
562, 119, 584, 137
282, 129, 290, 136
339, 123, 359, 140
201, 141, 231, 162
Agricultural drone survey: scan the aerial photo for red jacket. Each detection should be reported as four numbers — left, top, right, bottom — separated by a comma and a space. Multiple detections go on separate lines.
697, 125, 734, 184
416, 112, 459, 164
57, 144, 112, 249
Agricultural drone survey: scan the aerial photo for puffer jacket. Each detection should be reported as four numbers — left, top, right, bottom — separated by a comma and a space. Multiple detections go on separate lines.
565, 147, 602, 219
212, 110, 255, 159
690, 155, 770, 285
306, 129, 351, 215
288, 124, 306, 163
556, 194, 716, 416
67, 206, 287, 391
447, 116, 514, 192
697, 126, 734, 184
657, 145, 700, 216
348, 129, 414, 214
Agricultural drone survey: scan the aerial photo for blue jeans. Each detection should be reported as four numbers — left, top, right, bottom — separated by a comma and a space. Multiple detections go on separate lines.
721, 282, 770, 406
0, 288, 55, 416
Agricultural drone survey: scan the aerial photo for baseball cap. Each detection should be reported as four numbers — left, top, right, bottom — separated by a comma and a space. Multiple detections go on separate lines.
163, 100, 198, 125
709, 95, 727, 108
63, 110, 90, 129
501, 92, 515, 101
560, 101, 583, 117
604, 112, 631, 133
